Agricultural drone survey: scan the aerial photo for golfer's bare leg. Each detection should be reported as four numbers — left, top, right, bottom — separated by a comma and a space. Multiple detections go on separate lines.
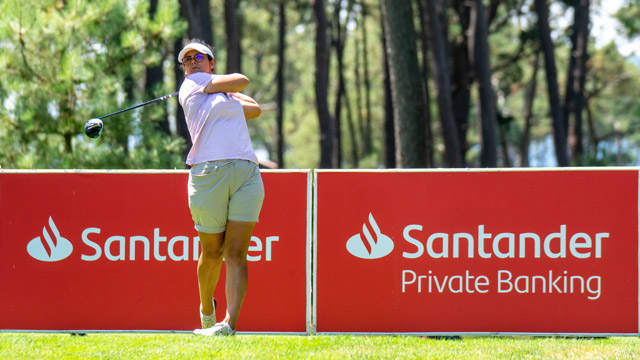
197, 231, 225, 317
222, 220, 256, 330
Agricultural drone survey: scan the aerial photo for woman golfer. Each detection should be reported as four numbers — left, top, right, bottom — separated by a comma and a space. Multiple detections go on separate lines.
178, 39, 264, 336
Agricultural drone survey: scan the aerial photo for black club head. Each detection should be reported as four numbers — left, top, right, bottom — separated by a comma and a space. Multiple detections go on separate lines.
84, 118, 103, 139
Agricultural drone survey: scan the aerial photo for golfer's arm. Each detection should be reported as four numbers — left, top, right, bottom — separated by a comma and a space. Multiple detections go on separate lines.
204, 73, 249, 94
232, 92, 261, 120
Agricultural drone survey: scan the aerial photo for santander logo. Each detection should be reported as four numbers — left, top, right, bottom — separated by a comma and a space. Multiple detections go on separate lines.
27, 217, 73, 262
346, 213, 394, 259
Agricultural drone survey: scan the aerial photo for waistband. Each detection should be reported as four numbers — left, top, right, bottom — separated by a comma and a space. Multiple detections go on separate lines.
190, 159, 256, 176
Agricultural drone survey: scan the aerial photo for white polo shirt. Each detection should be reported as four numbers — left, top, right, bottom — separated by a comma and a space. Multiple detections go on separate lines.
179, 72, 258, 166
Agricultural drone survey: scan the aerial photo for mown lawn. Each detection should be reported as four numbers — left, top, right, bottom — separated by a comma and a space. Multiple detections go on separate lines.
2, 333, 640, 359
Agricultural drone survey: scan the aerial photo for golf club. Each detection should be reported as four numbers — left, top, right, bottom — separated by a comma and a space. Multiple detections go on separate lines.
84, 92, 179, 139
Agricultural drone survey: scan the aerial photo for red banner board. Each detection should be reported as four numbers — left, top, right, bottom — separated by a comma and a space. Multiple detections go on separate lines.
315, 170, 639, 335
0, 170, 310, 333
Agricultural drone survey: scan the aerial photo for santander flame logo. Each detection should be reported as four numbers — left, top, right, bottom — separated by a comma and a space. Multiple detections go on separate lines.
346, 213, 394, 259
27, 217, 73, 262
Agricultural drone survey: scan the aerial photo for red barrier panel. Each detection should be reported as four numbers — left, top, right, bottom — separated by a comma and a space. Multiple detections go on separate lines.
315, 170, 639, 335
0, 170, 310, 333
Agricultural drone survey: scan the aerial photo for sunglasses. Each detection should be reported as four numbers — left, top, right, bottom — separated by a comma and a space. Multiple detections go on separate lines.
182, 53, 206, 65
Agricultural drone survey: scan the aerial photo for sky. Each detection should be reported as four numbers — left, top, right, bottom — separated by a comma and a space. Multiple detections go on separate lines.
580, 0, 639, 57
529, 1, 640, 167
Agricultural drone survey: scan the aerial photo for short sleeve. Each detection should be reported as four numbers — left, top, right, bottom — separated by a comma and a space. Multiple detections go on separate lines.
178, 72, 214, 107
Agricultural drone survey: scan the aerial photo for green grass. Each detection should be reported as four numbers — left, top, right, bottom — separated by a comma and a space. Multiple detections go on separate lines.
1, 333, 639, 359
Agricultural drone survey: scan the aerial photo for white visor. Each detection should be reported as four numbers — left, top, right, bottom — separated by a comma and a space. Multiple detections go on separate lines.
178, 43, 214, 63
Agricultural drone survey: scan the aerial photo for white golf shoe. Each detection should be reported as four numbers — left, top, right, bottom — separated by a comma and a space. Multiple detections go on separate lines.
193, 322, 236, 336
199, 298, 217, 329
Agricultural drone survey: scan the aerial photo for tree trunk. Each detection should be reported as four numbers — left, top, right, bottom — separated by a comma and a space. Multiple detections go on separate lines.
344, 91, 359, 167
416, 0, 434, 168
451, 42, 471, 161
145, 63, 167, 134
332, 1, 344, 168
534, 0, 569, 166
488, 0, 501, 24
360, 1, 373, 156
179, 0, 214, 45
381, 15, 395, 168
225, 0, 241, 73
275, 1, 286, 168
331, 0, 357, 168
145, 0, 170, 135
498, 116, 512, 167
174, 38, 191, 163
332, 0, 356, 168
354, 34, 365, 159
311, 0, 333, 168
423, 0, 464, 167
121, 72, 135, 157
468, 0, 498, 167
564, 0, 590, 162
60, 88, 75, 154
197, 0, 213, 45
520, 51, 540, 167
176, 0, 214, 164
380, 0, 426, 168
451, 0, 471, 163
585, 97, 599, 158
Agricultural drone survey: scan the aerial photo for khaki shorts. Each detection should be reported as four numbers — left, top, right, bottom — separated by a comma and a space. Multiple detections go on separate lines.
188, 159, 265, 234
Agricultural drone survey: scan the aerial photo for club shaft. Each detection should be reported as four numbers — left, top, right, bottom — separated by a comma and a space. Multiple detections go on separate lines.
97, 92, 179, 120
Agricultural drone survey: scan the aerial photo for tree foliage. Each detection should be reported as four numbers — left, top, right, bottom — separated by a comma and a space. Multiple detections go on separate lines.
0, 0, 639, 169
0, 0, 184, 169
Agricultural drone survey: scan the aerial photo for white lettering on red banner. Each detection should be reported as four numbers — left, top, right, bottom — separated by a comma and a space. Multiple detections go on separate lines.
315, 170, 639, 334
